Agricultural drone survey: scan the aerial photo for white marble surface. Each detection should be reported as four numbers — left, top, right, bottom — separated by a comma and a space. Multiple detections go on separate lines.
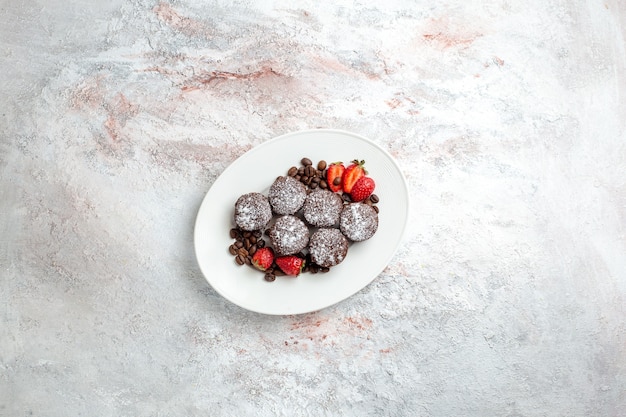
2, 0, 625, 415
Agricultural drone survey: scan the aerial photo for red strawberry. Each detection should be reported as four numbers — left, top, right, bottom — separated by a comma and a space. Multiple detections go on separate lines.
326, 162, 345, 193
350, 176, 375, 202
275, 255, 305, 276
342, 159, 367, 193
251, 247, 274, 271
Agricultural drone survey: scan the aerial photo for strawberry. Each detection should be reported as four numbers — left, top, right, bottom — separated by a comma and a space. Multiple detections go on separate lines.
342, 159, 367, 193
326, 162, 345, 193
350, 176, 375, 202
275, 255, 305, 276
251, 247, 274, 271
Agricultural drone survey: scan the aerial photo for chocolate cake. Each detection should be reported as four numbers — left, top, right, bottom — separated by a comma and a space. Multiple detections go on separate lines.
308, 228, 348, 268
268, 176, 307, 215
268, 215, 309, 256
302, 189, 343, 227
339, 203, 378, 242
234, 192, 272, 231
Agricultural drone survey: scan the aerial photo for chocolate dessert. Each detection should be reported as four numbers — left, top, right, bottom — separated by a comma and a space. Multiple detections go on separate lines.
339, 203, 378, 242
308, 228, 349, 268
234, 192, 272, 231
268, 215, 309, 256
302, 189, 343, 227
268, 176, 307, 215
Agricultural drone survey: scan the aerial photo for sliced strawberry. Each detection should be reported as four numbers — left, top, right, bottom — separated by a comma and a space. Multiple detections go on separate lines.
275, 255, 305, 276
350, 176, 375, 202
251, 247, 274, 271
342, 159, 367, 193
326, 162, 345, 193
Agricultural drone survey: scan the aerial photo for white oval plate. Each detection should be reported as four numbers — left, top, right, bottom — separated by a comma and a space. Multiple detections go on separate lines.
194, 129, 409, 315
